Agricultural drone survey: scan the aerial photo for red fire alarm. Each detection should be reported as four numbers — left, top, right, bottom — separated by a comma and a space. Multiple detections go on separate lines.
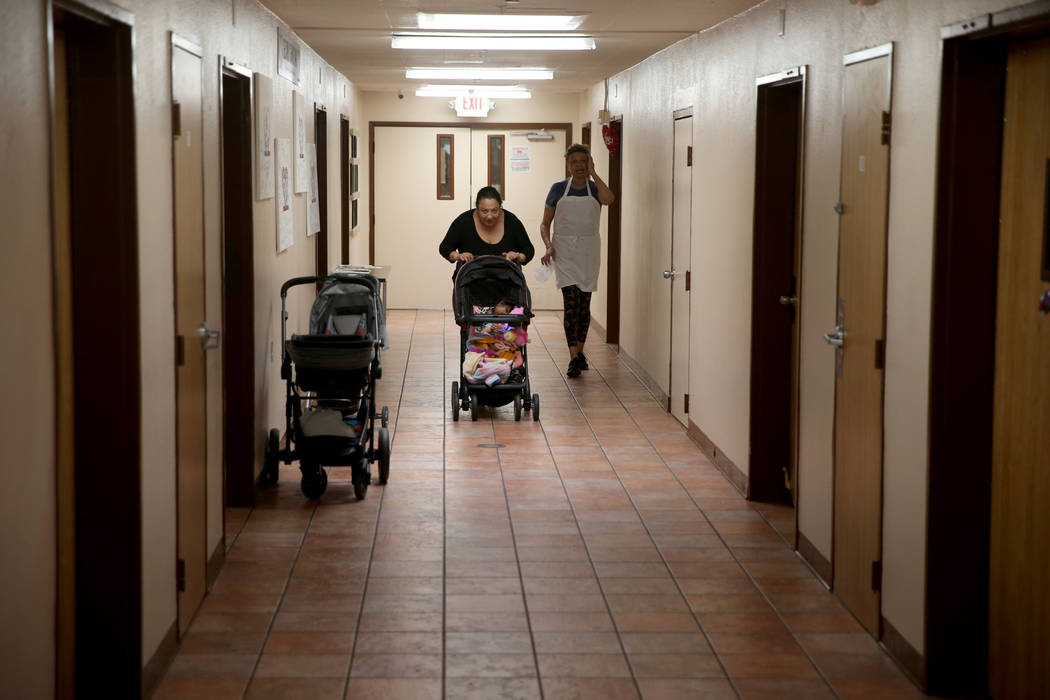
601, 122, 619, 157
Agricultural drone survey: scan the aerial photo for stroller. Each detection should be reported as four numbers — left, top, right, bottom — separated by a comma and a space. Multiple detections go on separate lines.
450, 255, 540, 422
262, 271, 390, 500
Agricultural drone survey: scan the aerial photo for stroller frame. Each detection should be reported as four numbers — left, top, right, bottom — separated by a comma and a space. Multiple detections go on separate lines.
449, 256, 540, 422
262, 271, 390, 500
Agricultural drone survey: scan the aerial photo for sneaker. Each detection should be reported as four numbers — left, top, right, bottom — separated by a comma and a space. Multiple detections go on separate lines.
566, 356, 582, 378
577, 352, 589, 370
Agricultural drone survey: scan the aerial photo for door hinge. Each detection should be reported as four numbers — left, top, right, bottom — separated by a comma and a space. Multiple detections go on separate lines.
834, 202, 845, 215
880, 110, 891, 146
685, 270, 691, 291
175, 335, 185, 367
686, 146, 693, 167
176, 558, 186, 592
684, 393, 689, 414
172, 101, 181, 138
871, 560, 882, 592
874, 338, 885, 370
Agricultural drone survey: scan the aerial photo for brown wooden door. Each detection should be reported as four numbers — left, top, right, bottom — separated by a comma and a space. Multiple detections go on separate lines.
831, 47, 892, 635
172, 37, 208, 635
989, 35, 1050, 699
670, 115, 692, 425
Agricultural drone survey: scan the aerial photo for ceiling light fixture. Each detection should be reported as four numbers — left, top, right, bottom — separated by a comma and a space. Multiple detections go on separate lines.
417, 13, 584, 31
406, 67, 553, 81
414, 84, 532, 99
392, 34, 595, 51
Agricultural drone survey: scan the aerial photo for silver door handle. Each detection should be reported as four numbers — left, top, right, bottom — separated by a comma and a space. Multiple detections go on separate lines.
663, 269, 676, 279
823, 326, 845, 347
779, 295, 797, 306
198, 323, 221, 350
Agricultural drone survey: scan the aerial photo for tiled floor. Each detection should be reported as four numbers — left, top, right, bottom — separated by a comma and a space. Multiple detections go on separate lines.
155, 309, 923, 699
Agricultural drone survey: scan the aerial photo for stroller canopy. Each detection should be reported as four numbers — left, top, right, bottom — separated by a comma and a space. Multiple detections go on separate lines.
309, 273, 388, 348
453, 256, 532, 324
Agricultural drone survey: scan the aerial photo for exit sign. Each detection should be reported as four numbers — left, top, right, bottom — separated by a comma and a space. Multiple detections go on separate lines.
455, 94, 491, 117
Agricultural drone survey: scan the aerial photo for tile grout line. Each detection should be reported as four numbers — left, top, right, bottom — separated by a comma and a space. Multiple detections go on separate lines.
579, 338, 843, 699
488, 378, 546, 699
530, 316, 735, 696
441, 310, 449, 700
341, 309, 418, 699
524, 317, 652, 695
241, 503, 321, 698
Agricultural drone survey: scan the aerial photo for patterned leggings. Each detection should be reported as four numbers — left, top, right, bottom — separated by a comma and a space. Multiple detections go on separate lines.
561, 285, 592, 348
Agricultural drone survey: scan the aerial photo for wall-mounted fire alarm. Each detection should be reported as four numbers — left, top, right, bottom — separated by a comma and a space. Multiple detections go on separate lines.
848, 0, 879, 5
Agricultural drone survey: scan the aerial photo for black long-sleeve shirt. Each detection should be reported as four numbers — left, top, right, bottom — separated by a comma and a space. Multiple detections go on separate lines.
438, 209, 535, 278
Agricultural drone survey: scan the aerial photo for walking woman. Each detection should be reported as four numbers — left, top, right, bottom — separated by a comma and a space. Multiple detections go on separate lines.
539, 144, 616, 377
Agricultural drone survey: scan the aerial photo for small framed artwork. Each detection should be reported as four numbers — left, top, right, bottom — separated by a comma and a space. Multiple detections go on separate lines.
278, 27, 300, 85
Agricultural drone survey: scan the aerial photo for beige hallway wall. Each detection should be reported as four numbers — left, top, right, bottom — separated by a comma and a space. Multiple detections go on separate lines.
1, 0, 363, 686
580, 0, 1027, 655
0, 1, 57, 696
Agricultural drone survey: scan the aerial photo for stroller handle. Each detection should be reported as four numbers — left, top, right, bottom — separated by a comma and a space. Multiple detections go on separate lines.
281, 276, 325, 298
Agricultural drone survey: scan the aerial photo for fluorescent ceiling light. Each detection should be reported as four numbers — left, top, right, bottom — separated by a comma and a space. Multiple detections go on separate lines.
406, 67, 553, 81
417, 12, 584, 31
414, 84, 532, 99
392, 34, 595, 51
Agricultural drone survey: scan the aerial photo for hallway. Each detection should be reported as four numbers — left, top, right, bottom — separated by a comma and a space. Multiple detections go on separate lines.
155, 309, 920, 699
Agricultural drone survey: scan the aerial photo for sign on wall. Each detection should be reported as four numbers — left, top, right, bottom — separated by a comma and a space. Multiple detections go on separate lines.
454, 94, 492, 117
275, 138, 293, 252
293, 90, 308, 193
253, 73, 274, 200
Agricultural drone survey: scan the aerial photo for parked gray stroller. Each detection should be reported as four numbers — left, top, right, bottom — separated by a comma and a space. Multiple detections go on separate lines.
262, 271, 390, 500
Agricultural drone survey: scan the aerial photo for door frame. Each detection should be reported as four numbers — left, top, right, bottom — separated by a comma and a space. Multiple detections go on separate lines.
315, 105, 328, 279
605, 117, 623, 345
340, 114, 350, 265
47, 0, 142, 695
219, 58, 254, 508
668, 108, 693, 423
748, 67, 807, 507
927, 5, 1050, 696
367, 121, 572, 265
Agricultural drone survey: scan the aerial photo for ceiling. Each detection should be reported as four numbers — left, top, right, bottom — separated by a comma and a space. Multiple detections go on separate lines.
262, 0, 763, 94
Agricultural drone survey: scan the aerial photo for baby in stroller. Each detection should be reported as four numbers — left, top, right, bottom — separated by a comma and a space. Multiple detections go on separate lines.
262, 271, 391, 500
450, 256, 540, 422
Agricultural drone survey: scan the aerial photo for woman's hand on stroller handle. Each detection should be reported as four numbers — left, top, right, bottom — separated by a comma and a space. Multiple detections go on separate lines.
452, 250, 475, 263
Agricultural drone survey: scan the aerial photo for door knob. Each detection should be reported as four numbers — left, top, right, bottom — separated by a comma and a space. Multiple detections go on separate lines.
663, 269, 676, 279
823, 325, 845, 347
198, 323, 221, 350
779, 295, 797, 306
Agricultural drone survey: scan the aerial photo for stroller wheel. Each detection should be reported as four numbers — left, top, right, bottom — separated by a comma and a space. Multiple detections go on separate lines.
451, 381, 459, 421
354, 480, 368, 500
378, 427, 391, 484
514, 395, 522, 421
300, 466, 327, 500
261, 428, 280, 485
532, 394, 540, 422
470, 394, 479, 422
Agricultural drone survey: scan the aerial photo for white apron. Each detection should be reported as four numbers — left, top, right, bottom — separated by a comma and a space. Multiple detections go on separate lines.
552, 179, 602, 292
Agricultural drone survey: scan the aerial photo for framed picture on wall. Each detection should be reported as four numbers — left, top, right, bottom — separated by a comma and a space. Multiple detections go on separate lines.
278, 27, 300, 85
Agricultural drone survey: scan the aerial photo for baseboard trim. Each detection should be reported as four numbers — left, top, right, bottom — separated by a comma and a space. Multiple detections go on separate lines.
589, 316, 607, 343
881, 615, 927, 689
796, 530, 832, 585
207, 536, 226, 590
685, 419, 748, 497
141, 619, 178, 698
617, 346, 669, 409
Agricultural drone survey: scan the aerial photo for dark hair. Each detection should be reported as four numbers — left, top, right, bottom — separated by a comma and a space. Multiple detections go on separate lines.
475, 186, 502, 207
565, 143, 590, 159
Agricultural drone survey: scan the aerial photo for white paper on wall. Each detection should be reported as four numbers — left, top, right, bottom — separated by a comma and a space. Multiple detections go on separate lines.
293, 91, 308, 193
253, 73, 274, 200
276, 138, 293, 252
307, 143, 320, 236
